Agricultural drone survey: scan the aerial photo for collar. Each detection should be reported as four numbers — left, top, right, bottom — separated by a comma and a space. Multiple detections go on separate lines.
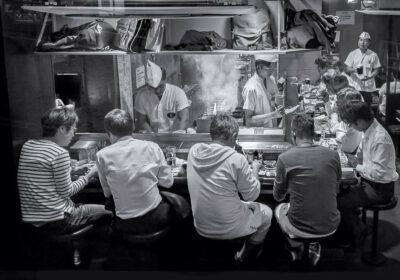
364, 118, 378, 138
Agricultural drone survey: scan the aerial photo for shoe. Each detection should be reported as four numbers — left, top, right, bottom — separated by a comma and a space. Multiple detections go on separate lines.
234, 242, 263, 263
284, 242, 303, 262
308, 242, 321, 267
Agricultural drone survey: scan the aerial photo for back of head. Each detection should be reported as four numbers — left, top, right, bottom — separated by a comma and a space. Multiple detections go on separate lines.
104, 109, 133, 138
291, 113, 314, 140
315, 56, 330, 70
210, 113, 239, 142
340, 101, 374, 125
41, 105, 78, 137
322, 71, 349, 93
337, 87, 363, 109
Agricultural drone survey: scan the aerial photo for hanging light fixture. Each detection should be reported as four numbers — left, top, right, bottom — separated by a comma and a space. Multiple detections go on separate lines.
348, 0, 358, 3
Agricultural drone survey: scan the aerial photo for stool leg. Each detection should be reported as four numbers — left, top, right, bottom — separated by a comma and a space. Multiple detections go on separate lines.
361, 210, 387, 265
361, 208, 367, 224
73, 241, 82, 267
303, 242, 310, 263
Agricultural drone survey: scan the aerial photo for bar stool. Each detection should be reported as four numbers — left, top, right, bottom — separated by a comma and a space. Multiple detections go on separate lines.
49, 224, 94, 268
361, 196, 398, 265
21, 223, 94, 269
193, 233, 246, 269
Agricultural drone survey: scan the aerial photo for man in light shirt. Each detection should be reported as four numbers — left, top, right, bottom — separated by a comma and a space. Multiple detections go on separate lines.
134, 60, 190, 133
96, 109, 190, 235
242, 54, 281, 128
338, 101, 398, 247
344, 32, 381, 106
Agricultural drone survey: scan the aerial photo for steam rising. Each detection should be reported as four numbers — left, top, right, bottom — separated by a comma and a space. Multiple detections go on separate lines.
183, 55, 240, 114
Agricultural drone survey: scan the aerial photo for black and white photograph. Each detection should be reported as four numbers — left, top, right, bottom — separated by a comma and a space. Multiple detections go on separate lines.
0, 0, 399, 279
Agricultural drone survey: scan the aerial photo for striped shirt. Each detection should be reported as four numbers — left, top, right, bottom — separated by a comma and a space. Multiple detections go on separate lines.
17, 139, 88, 224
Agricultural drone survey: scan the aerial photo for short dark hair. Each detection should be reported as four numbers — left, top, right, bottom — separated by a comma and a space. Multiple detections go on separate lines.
340, 101, 374, 125
104, 109, 133, 137
209, 113, 239, 142
291, 113, 314, 139
41, 106, 78, 137
322, 72, 349, 93
315, 56, 330, 69
337, 87, 363, 119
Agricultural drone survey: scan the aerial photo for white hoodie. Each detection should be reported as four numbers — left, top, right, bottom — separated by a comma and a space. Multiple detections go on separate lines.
187, 143, 261, 239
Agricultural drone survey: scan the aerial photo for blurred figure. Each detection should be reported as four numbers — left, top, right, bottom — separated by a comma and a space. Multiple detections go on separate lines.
378, 68, 400, 117
187, 113, 272, 263
17, 106, 111, 235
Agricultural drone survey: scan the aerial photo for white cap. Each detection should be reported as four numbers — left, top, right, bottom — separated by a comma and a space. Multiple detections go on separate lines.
146, 60, 162, 88
359, 32, 371, 40
254, 54, 279, 63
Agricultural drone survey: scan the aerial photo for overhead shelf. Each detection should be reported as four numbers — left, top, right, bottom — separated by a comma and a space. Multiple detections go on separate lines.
21, 5, 256, 18
33, 48, 320, 56
356, 9, 400, 16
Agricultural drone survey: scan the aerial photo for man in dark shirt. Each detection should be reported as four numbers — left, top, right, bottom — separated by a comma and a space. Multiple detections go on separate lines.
273, 113, 342, 266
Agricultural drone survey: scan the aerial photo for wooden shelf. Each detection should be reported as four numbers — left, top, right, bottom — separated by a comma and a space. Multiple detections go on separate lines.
356, 9, 400, 16
34, 48, 320, 56
22, 5, 256, 18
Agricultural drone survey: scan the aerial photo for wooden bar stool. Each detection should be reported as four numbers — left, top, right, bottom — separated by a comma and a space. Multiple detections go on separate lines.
361, 196, 398, 265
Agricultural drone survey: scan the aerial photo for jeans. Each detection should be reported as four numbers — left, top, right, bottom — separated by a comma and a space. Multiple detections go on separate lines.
39, 204, 112, 235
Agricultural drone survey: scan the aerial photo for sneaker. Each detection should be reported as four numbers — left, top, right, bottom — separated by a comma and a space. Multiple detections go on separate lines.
308, 242, 321, 266
284, 243, 303, 262
234, 242, 263, 263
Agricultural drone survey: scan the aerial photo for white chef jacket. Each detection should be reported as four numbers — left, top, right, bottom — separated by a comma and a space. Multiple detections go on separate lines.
345, 49, 381, 92
242, 73, 278, 128
134, 83, 190, 132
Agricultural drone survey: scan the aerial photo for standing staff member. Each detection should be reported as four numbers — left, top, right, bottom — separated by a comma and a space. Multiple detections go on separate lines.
134, 60, 190, 133
242, 54, 281, 128
344, 32, 381, 106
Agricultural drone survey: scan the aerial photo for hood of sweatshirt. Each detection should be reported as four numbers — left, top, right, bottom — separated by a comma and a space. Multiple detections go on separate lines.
188, 143, 237, 172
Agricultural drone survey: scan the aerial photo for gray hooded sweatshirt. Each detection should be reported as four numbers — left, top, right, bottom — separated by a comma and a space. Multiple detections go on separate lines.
187, 143, 261, 239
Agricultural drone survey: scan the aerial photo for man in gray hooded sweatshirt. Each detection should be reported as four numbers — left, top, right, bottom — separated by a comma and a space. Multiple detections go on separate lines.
187, 113, 272, 262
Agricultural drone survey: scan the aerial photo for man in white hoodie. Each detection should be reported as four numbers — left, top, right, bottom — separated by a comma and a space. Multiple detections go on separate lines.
187, 113, 272, 262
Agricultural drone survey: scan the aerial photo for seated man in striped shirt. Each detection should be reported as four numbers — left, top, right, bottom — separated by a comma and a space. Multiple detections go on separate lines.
17, 106, 111, 234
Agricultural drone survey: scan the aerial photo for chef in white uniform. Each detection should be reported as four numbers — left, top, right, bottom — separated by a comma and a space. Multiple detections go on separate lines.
242, 54, 280, 128
344, 32, 381, 106
134, 60, 190, 133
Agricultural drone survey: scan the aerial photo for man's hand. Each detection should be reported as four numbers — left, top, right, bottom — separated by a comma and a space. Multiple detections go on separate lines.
346, 153, 360, 168
85, 164, 98, 180
251, 159, 263, 172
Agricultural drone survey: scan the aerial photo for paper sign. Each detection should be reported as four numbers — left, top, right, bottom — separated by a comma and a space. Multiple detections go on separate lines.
136, 65, 145, 88
336, 11, 355, 25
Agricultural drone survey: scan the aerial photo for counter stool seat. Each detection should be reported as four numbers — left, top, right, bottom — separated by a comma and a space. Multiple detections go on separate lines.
121, 226, 170, 245
50, 224, 94, 242
361, 196, 398, 266
193, 233, 246, 268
